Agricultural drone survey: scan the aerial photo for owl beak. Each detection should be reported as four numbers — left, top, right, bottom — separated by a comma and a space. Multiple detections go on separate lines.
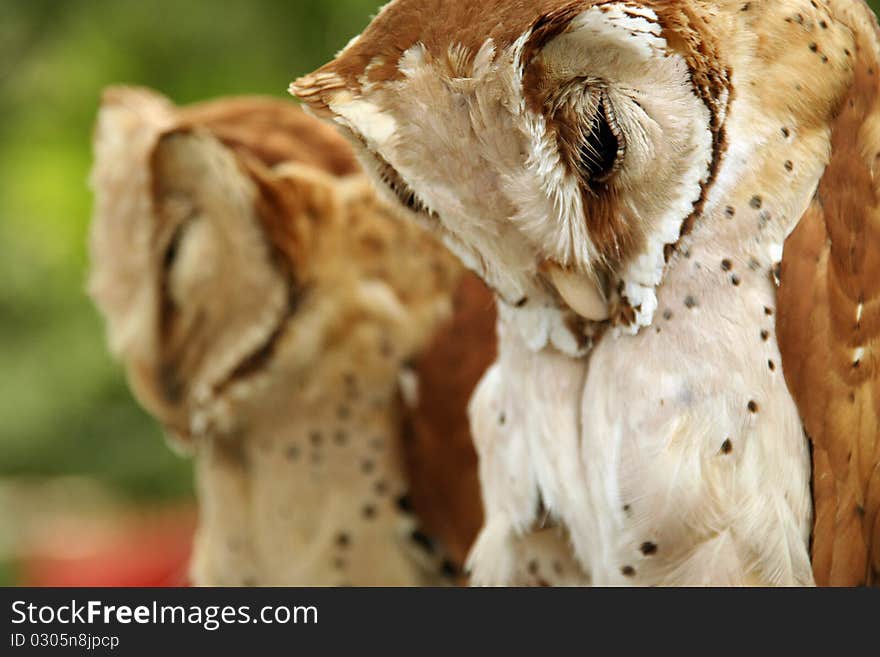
543, 262, 610, 321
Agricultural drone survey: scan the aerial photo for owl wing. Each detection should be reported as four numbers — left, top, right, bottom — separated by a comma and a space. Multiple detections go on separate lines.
400, 273, 496, 571
776, 1, 880, 587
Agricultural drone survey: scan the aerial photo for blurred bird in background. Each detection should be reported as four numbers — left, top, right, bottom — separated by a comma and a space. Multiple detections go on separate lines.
88, 87, 498, 585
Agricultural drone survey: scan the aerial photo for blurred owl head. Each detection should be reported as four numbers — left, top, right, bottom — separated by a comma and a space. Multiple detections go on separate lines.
88, 88, 363, 440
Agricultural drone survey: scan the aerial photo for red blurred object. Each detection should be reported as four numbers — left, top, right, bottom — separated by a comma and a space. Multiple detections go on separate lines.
20, 506, 196, 587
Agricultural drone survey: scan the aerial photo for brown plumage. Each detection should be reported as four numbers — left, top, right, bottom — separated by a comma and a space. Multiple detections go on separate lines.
777, 0, 880, 587
400, 274, 496, 568
89, 87, 493, 585
292, 0, 880, 586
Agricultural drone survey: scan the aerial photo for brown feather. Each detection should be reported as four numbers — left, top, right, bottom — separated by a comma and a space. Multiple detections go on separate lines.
177, 96, 359, 176
777, 0, 880, 587
402, 273, 496, 569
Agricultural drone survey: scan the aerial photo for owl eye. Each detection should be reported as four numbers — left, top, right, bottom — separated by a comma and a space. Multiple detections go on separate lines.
162, 218, 191, 270
577, 97, 625, 187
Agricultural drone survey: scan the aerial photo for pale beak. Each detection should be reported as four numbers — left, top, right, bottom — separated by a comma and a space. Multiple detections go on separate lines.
543, 262, 610, 321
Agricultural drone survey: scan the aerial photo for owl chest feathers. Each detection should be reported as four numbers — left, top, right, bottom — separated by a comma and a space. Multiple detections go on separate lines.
473, 232, 815, 585
467, 5, 848, 585
470, 97, 828, 584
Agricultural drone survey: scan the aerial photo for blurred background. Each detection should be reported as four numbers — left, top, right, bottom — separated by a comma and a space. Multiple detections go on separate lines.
2, 0, 880, 587
0, 0, 380, 586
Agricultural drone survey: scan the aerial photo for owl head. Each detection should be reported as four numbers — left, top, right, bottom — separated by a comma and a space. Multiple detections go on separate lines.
89, 87, 362, 441
293, 0, 858, 348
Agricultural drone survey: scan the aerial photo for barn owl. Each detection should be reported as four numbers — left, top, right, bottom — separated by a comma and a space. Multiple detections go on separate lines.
89, 87, 501, 586
293, 0, 880, 586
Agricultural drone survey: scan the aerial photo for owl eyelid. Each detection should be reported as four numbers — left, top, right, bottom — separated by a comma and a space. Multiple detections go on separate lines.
580, 94, 626, 186
161, 215, 194, 271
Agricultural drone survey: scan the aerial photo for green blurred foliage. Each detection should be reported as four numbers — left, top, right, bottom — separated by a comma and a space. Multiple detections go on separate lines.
1, 0, 880, 503
0, 0, 379, 502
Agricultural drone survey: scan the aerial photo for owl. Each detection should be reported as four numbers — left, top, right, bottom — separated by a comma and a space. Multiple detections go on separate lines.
88, 87, 507, 585
293, 0, 880, 586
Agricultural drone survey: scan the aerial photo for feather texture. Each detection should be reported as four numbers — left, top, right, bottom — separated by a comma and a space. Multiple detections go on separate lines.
777, 0, 880, 587
293, 0, 880, 586
89, 88, 494, 585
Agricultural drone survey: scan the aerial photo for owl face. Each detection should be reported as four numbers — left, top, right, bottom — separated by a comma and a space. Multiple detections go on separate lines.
297, 1, 880, 587
293, 1, 744, 327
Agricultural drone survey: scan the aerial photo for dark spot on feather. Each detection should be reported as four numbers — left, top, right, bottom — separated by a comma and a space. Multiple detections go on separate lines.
396, 494, 413, 513
441, 559, 459, 578
410, 529, 435, 553
640, 542, 658, 556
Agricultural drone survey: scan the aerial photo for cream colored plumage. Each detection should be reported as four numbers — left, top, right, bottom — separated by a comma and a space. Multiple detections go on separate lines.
89, 88, 500, 585
294, 0, 880, 586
